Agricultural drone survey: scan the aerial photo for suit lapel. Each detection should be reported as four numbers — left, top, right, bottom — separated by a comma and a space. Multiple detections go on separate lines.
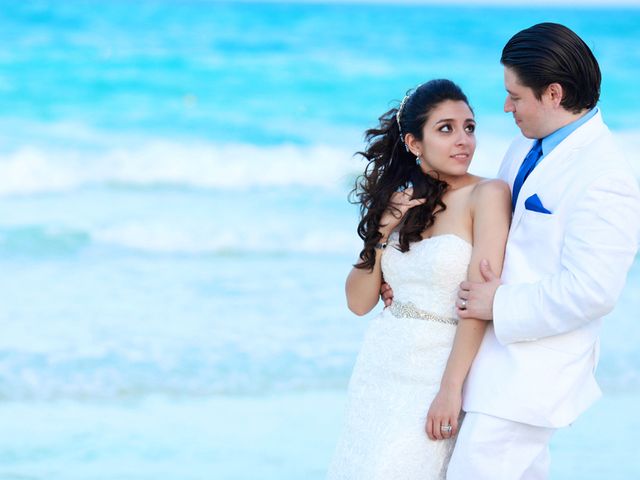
509, 111, 608, 230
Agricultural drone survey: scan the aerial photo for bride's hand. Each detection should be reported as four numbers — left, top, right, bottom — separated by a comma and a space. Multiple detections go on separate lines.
379, 188, 426, 238
425, 388, 462, 441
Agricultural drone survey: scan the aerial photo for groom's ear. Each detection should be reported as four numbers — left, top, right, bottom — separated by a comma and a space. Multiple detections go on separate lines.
544, 83, 564, 109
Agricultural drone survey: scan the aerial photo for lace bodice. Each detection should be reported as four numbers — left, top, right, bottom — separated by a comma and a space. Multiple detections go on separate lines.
381, 233, 473, 318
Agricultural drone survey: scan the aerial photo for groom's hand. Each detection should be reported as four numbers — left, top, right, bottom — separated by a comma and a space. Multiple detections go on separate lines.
456, 259, 500, 320
380, 282, 394, 307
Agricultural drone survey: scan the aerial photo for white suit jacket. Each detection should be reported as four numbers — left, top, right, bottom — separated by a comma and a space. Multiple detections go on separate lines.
462, 111, 640, 428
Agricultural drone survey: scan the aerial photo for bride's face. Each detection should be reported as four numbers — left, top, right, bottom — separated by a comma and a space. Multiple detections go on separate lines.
411, 100, 476, 180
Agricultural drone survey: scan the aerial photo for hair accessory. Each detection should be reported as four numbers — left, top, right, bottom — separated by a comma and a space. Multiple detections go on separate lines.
396, 83, 425, 146
396, 92, 411, 138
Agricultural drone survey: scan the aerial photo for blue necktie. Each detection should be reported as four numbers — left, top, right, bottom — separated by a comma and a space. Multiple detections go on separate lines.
511, 139, 543, 212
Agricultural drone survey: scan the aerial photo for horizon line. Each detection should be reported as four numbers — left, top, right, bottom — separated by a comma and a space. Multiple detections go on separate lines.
223, 0, 640, 7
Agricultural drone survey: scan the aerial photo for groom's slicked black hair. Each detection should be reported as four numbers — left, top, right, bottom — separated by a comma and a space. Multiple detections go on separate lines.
501, 22, 601, 113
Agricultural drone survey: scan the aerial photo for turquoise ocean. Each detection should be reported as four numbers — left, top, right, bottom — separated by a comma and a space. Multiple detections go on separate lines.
1, 1, 639, 478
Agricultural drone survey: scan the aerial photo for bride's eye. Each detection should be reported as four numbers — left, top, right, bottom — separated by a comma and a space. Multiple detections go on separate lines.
465, 124, 476, 133
438, 124, 452, 132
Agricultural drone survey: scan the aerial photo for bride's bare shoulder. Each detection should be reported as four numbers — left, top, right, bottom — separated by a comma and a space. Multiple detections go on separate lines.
470, 178, 511, 209
471, 178, 510, 196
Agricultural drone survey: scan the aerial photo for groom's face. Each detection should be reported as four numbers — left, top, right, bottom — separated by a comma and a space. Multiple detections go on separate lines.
503, 67, 554, 139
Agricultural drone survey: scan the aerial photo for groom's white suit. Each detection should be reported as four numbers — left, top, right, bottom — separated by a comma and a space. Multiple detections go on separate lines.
448, 110, 640, 478
463, 110, 640, 427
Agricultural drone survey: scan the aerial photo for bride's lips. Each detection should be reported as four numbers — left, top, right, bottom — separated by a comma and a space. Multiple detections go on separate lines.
450, 152, 470, 161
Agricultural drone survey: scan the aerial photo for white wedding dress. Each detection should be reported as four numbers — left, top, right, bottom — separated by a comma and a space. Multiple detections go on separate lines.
327, 233, 473, 480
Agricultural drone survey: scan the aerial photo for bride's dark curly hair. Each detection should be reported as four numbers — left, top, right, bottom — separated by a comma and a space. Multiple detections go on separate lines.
352, 79, 472, 270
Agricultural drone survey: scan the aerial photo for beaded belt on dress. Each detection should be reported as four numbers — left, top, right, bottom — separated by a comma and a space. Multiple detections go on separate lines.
388, 300, 458, 325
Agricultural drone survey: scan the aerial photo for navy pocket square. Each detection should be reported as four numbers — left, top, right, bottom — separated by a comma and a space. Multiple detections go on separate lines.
524, 194, 552, 214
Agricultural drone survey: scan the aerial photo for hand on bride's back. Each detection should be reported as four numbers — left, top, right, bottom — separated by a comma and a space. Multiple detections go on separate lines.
378, 188, 426, 238
380, 282, 394, 306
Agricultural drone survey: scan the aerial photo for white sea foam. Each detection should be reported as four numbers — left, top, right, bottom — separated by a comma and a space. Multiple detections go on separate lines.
0, 138, 362, 195
0, 222, 362, 256
92, 222, 361, 255
0, 343, 354, 400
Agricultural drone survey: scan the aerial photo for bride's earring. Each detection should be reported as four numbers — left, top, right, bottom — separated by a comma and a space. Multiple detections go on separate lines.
416, 155, 421, 166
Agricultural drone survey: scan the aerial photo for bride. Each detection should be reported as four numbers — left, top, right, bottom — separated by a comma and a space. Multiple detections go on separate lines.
327, 79, 511, 479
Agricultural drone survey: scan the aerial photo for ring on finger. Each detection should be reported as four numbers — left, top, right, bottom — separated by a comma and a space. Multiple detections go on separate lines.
460, 299, 467, 310
440, 424, 453, 433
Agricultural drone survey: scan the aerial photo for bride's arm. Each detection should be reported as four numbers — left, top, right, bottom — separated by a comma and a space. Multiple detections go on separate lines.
345, 240, 388, 316
426, 179, 511, 440
346, 189, 426, 316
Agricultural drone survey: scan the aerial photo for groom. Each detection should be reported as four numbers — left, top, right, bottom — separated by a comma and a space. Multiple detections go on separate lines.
448, 23, 640, 478
383, 22, 640, 478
